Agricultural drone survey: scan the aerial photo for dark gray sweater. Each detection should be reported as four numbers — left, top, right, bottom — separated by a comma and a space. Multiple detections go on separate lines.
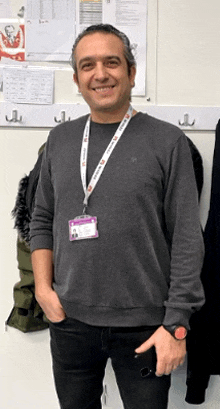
30, 112, 205, 328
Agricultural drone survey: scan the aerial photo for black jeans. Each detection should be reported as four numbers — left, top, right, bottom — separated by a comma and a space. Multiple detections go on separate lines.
49, 317, 171, 409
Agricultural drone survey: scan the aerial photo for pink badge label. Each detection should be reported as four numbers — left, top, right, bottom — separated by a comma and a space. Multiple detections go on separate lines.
69, 216, 98, 241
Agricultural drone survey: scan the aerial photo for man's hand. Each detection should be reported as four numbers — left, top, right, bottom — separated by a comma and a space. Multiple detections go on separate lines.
135, 326, 186, 376
36, 288, 66, 323
31, 249, 66, 323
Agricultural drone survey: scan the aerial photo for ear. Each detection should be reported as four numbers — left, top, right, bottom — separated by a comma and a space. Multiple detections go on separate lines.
73, 73, 80, 91
129, 65, 136, 88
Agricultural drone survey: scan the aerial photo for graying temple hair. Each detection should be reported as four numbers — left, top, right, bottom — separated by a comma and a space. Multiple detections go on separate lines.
71, 24, 136, 77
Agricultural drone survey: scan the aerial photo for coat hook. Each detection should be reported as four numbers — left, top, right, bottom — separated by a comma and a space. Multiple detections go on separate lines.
5, 110, 22, 123
178, 113, 195, 127
54, 110, 71, 123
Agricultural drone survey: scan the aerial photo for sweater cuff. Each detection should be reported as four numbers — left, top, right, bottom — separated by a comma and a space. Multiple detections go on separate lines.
162, 307, 191, 330
30, 235, 53, 252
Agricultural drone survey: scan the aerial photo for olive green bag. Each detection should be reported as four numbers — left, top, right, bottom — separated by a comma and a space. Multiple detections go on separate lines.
6, 143, 49, 332
6, 239, 49, 332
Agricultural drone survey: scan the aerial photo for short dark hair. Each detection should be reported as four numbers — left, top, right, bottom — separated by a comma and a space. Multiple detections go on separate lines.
5, 25, 15, 33
71, 24, 136, 77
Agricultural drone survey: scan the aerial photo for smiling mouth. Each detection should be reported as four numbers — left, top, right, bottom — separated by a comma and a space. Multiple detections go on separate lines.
93, 85, 115, 92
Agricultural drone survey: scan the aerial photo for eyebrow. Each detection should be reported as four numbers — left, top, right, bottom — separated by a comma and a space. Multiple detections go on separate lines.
78, 55, 121, 68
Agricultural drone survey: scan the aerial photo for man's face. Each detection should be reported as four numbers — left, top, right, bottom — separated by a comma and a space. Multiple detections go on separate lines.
5, 25, 15, 38
73, 32, 136, 122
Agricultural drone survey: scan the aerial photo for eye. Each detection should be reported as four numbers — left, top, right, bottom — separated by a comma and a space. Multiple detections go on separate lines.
106, 59, 120, 67
81, 62, 94, 71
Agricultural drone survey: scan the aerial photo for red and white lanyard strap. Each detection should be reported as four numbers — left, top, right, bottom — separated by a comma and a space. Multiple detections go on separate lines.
80, 105, 133, 213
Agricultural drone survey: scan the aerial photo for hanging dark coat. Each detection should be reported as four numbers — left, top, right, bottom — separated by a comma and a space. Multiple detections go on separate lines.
186, 120, 220, 405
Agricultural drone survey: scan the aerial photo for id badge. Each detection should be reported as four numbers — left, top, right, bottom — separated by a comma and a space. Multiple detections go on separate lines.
69, 215, 99, 241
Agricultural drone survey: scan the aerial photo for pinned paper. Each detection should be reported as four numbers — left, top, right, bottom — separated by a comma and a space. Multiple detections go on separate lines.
26, 0, 75, 61
3, 66, 54, 104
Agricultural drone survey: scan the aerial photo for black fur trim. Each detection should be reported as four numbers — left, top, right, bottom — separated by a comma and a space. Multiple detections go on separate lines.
11, 175, 31, 244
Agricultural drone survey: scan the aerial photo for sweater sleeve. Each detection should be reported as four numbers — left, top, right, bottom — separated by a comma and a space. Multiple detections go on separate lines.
30, 134, 54, 252
162, 134, 205, 329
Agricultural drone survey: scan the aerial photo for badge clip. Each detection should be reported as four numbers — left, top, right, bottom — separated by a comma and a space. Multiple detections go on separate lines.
83, 203, 88, 215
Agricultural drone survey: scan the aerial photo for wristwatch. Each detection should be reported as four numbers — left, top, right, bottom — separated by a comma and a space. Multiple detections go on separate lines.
163, 325, 187, 340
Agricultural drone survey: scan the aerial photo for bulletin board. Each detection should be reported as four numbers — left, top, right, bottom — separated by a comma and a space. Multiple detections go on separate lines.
0, 0, 148, 103
0, 0, 220, 130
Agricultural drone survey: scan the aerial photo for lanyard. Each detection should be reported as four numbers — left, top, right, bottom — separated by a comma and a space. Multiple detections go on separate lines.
80, 105, 133, 213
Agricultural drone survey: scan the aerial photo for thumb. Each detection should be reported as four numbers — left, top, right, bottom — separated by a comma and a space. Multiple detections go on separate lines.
135, 334, 155, 354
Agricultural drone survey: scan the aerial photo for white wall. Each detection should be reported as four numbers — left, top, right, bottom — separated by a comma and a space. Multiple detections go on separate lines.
1, 0, 220, 408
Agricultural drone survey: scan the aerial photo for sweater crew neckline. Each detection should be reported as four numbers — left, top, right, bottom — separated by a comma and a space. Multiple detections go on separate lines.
90, 111, 142, 127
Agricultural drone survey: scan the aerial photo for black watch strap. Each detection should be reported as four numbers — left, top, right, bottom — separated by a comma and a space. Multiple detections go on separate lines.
163, 325, 187, 340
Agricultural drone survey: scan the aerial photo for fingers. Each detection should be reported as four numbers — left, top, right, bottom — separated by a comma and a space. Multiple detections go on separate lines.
156, 358, 185, 376
50, 315, 66, 324
47, 309, 66, 323
135, 335, 155, 354
45, 301, 66, 322
156, 366, 175, 376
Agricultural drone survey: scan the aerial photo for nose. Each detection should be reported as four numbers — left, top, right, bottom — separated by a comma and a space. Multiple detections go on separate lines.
93, 62, 109, 81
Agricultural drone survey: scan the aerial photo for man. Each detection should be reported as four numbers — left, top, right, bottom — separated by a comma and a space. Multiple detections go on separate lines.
30, 24, 205, 409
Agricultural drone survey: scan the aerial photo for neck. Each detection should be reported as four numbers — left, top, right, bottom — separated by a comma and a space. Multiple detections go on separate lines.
90, 106, 137, 124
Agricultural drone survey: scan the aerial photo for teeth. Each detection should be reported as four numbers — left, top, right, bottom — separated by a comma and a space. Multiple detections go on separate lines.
95, 86, 113, 92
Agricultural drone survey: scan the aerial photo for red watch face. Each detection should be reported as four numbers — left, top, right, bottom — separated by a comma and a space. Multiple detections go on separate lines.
175, 326, 187, 340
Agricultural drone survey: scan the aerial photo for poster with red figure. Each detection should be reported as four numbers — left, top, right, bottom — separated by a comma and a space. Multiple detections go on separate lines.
0, 22, 25, 61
